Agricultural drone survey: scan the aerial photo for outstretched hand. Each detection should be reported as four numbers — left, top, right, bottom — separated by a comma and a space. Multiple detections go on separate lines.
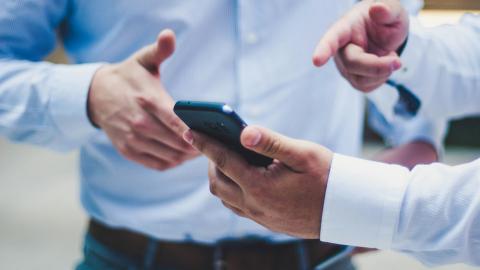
313, 0, 409, 92
88, 30, 199, 171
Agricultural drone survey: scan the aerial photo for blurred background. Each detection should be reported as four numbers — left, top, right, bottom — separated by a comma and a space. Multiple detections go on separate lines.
1, 1, 479, 269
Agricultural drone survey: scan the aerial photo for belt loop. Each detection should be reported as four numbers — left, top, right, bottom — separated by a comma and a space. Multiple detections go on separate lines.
213, 244, 226, 270
296, 241, 309, 270
143, 238, 158, 270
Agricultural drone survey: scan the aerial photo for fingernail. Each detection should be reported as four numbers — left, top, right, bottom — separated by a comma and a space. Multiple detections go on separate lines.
183, 130, 194, 144
391, 60, 402, 71
244, 128, 262, 147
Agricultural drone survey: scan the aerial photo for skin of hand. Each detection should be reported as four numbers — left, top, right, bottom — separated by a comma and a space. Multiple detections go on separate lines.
88, 29, 199, 171
182, 125, 438, 241
183, 126, 333, 239
313, 0, 409, 92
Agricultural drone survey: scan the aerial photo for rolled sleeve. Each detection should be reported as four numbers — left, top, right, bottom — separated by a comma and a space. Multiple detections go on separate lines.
320, 154, 410, 249
48, 63, 103, 146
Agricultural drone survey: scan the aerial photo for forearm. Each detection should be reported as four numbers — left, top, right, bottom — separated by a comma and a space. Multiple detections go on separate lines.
0, 0, 103, 151
0, 59, 102, 151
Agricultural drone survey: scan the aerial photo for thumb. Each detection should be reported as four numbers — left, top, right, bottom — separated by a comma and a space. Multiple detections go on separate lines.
369, 0, 403, 26
136, 29, 176, 73
241, 126, 312, 170
368, 0, 409, 54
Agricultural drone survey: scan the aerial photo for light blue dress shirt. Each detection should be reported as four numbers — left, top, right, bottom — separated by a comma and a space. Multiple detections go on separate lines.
0, 0, 443, 244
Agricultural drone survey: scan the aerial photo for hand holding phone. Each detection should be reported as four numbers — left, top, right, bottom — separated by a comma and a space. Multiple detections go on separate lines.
174, 101, 273, 167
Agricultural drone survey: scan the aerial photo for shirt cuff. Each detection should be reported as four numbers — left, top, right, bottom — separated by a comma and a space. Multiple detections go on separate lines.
48, 63, 103, 146
320, 154, 410, 249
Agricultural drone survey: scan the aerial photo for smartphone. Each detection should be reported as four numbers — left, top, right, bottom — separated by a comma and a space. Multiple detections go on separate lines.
174, 101, 273, 167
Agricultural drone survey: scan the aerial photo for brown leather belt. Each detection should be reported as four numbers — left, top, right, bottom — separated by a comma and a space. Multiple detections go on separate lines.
88, 219, 346, 270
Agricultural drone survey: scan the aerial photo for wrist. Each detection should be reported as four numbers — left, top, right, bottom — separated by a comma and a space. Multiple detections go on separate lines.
87, 64, 113, 128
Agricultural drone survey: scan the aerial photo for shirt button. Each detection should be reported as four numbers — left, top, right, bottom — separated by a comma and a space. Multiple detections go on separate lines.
245, 32, 258, 44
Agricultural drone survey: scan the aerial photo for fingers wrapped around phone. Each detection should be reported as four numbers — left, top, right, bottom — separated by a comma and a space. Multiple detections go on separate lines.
185, 130, 253, 186
208, 163, 245, 211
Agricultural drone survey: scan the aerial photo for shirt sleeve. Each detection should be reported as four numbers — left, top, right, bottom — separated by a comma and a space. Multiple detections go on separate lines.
371, 14, 480, 120
0, 0, 102, 151
321, 153, 411, 249
321, 154, 480, 266
366, 100, 448, 156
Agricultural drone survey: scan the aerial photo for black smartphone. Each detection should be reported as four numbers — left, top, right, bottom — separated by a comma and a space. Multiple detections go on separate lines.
174, 101, 273, 167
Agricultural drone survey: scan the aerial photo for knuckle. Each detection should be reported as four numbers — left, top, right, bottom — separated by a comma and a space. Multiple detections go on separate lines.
136, 95, 158, 111
263, 137, 281, 156
164, 113, 182, 131
356, 77, 374, 90
209, 181, 218, 196
154, 165, 168, 171
343, 53, 355, 66
207, 164, 217, 179
131, 115, 150, 131
117, 143, 131, 157
364, 85, 379, 93
360, 83, 381, 93
166, 155, 184, 166
170, 153, 185, 164
152, 161, 169, 171
214, 150, 228, 170
125, 133, 139, 146
359, 86, 372, 93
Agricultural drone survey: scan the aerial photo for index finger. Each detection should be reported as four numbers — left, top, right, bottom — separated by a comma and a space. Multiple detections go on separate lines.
313, 18, 352, 67
138, 92, 189, 138
184, 130, 255, 187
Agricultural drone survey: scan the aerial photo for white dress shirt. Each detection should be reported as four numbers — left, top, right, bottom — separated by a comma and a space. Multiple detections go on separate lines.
322, 14, 480, 266
0, 0, 442, 244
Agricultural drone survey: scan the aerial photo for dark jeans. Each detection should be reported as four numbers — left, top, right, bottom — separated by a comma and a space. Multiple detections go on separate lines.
76, 233, 356, 270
